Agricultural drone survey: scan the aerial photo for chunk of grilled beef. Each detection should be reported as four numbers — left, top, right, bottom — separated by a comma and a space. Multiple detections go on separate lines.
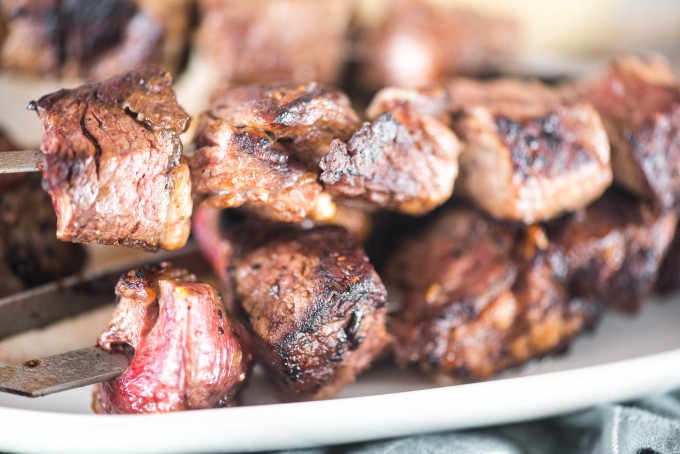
576, 55, 680, 208
548, 189, 678, 313
197, 0, 350, 85
0, 0, 190, 78
31, 66, 192, 251
360, 1, 519, 90
448, 78, 612, 223
192, 213, 390, 401
320, 89, 460, 215
204, 83, 361, 168
94, 263, 252, 414
0, 175, 87, 297
384, 208, 599, 380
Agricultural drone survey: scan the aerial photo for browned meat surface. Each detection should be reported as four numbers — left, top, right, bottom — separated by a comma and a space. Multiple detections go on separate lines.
360, 1, 519, 89
94, 263, 253, 414
205, 83, 361, 168
320, 89, 460, 215
549, 190, 678, 313
193, 216, 390, 401
0, 174, 87, 296
197, 0, 350, 85
0, 0, 190, 78
384, 208, 599, 380
576, 55, 680, 208
31, 66, 192, 251
449, 78, 612, 223
190, 82, 361, 222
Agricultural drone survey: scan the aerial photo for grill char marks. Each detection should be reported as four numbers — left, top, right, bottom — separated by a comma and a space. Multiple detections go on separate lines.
32, 66, 192, 251
549, 189, 678, 313
94, 263, 253, 414
577, 55, 680, 208
449, 78, 612, 223
384, 208, 599, 380
320, 88, 460, 215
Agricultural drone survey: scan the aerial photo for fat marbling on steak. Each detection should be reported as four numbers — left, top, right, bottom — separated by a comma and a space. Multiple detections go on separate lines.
31, 65, 192, 251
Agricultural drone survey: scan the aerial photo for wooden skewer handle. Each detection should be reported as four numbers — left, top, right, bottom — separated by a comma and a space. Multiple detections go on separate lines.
0, 150, 43, 174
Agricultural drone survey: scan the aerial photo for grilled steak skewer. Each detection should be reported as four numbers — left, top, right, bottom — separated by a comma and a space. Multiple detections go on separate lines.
576, 55, 680, 208
448, 78, 612, 223
320, 88, 461, 215
549, 190, 678, 313
384, 208, 599, 380
193, 212, 390, 401
94, 262, 252, 414
31, 65, 193, 251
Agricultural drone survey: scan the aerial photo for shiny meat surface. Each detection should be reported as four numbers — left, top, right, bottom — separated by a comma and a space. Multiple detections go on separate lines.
577, 55, 680, 208
549, 190, 678, 313
0, 174, 87, 297
95, 263, 252, 414
206, 83, 361, 168
0, 0, 190, 78
193, 217, 390, 401
360, 1, 519, 89
384, 208, 599, 380
320, 90, 460, 215
32, 66, 192, 251
449, 78, 612, 223
197, 0, 350, 85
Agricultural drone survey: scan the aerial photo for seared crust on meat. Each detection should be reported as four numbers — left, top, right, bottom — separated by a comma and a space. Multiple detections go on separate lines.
320, 89, 460, 215
385, 208, 599, 380
32, 66, 192, 251
549, 190, 678, 313
232, 225, 389, 401
95, 263, 252, 414
449, 78, 612, 223
207, 83, 361, 167
190, 121, 333, 222
577, 55, 680, 208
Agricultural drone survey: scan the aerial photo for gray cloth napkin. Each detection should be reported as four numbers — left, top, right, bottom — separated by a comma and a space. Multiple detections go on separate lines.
280, 389, 680, 454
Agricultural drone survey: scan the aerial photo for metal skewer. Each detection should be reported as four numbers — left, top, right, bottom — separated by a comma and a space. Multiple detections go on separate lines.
0, 150, 43, 174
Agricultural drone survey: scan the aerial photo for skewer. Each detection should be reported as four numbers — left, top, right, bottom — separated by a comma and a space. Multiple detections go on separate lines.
0, 150, 43, 174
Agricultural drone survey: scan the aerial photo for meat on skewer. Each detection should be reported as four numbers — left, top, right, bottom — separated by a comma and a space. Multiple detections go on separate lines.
189, 83, 360, 222
197, 0, 351, 85
193, 213, 390, 401
320, 87, 461, 215
30, 65, 193, 251
384, 207, 599, 380
548, 189, 678, 313
94, 262, 252, 414
448, 78, 612, 223
1, 0, 191, 79
575, 55, 680, 208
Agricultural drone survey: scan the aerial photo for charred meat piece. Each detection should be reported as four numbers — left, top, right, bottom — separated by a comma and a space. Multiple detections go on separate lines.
205, 83, 361, 168
549, 189, 678, 313
189, 120, 334, 223
0, 175, 87, 296
197, 0, 351, 85
194, 217, 390, 401
384, 208, 599, 380
31, 66, 192, 251
449, 78, 612, 223
95, 263, 252, 414
657, 224, 680, 295
360, 1, 519, 89
320, 89, 460, 215
1, 0, 191, 79
576, 55, 680, 208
